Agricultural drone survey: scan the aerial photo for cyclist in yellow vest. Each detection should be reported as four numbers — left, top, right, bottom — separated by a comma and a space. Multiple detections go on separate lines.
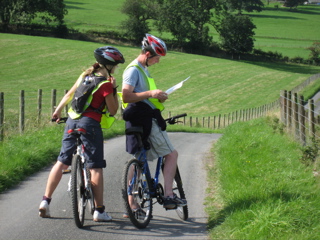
122, 34, 187, 215
39, 46, 125, 222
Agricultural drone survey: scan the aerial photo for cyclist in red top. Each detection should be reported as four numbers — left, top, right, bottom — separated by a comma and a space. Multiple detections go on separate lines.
39, 46, 125, 222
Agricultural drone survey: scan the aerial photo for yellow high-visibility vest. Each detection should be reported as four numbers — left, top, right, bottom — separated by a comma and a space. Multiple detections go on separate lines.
123, 63, 164, 111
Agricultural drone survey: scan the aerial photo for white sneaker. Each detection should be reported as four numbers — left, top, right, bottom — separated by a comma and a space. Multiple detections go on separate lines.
93, 210, 112, 222
39, 200, 50, 218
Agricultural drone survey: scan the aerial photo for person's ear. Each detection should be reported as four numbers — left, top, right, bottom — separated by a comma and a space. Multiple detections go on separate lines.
146, 51, 152, 57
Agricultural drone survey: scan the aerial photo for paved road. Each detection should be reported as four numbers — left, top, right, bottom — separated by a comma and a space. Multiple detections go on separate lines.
0, 132, 221, 240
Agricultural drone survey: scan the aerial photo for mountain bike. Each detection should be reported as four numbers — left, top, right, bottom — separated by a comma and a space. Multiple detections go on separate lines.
52, 117, 95, 228
122, 113, 189, 229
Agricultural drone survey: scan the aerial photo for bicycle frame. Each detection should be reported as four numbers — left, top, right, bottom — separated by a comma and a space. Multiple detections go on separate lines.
75, 138, 90, 191
67, 131, 90, 193
130, 148, 164, 199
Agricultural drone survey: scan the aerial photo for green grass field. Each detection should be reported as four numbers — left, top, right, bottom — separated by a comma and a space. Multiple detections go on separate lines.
62, 0, 320, 59
1, 33, 319, 122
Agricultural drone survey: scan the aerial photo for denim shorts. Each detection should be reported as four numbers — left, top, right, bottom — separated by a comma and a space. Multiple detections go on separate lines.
57, 116, 106, 168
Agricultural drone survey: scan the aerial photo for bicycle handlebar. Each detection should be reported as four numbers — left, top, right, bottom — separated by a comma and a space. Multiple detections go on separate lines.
51, 117, 68, 124
164, 113, 187, 125
51, 113, 187, 125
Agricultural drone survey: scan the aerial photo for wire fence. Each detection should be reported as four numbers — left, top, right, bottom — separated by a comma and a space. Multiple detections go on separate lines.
166, 99, 280, 129
280, 90, 320, 145
0, 89, 279, 141
1, 73, 320, 141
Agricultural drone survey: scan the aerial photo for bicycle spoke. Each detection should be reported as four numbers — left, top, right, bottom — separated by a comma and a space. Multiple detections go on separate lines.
122, 159, 153, 229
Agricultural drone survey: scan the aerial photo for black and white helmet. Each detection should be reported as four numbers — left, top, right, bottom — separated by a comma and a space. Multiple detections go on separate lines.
142, 34, 167, 56
94, 46, 125, 66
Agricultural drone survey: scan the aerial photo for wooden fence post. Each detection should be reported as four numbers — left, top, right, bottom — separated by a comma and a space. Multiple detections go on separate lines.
51, 89, 56, 115
286, 91, 292, 127
0, 92, 3, 141
19, 90, 25, 134
37, 89, 42, 124
308, 99, 315, 139
280, 90, 287, 123
293, 93, 299, 139
298, 95, 306, 145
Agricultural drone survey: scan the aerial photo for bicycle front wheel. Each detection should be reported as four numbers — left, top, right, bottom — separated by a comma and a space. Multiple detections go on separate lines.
71, 154, 86, 228
122, 159, 153, 229
173, 166, 189, 220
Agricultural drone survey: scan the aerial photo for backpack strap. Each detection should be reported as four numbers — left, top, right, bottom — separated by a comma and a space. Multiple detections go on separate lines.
84, 76, 110, 114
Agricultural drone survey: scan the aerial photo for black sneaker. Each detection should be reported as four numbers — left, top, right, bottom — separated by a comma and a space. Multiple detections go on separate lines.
163, 194, 187, 209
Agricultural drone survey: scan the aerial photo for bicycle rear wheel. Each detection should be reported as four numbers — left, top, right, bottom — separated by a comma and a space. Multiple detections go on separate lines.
122, 159, 153, 229
173, 166, 188, 220
86, 168, 95, 216
71, 154, 86, 228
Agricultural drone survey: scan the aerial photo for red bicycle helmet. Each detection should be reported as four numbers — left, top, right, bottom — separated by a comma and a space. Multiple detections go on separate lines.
142, 34, 167, 57
94, 46, 125, 66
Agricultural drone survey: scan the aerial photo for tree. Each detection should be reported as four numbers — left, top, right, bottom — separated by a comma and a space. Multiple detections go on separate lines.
0, 0, 67, 29
284, 0, 305, 10
120, 0, 160, 43
308, 42, 320, 65
223, 0, 264, 14
215, 14, 256, 57
155, 0, 220, 52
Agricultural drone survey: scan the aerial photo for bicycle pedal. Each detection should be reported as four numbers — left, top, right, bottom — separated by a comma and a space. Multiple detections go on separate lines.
165, 207, 177, 211
62, 169, 71, 174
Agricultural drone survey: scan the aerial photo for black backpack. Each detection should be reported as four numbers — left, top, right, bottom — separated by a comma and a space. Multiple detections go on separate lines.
71, 74, 107, 114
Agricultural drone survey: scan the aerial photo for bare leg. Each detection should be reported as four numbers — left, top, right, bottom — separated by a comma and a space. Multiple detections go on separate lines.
90, 168, 104, 207
44, 161, 69, 198
127, 164, 141, 209
163, 150, 178, 197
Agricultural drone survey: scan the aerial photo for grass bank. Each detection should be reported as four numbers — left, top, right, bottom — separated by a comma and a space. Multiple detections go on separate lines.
206, 116, 320, 239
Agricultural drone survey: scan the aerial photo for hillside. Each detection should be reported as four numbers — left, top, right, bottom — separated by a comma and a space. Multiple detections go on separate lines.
1, 33, 320, 119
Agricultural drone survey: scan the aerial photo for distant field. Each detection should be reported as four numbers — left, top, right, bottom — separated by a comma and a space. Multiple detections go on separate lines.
1, 33, 319, 120
64, 0, 126, 32
63, 0, 320, 59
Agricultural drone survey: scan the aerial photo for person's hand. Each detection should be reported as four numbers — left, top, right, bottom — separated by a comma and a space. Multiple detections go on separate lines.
108, 76, 117, 88
52, 111, 61, 123
151, 89, 168, 102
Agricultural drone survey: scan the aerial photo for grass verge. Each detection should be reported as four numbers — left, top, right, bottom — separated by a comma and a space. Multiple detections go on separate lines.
206, 116, 320, 239
0, 120, 125, 193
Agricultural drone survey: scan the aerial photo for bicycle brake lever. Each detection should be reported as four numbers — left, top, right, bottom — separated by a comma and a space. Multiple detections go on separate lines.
168, 119, 179, 125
